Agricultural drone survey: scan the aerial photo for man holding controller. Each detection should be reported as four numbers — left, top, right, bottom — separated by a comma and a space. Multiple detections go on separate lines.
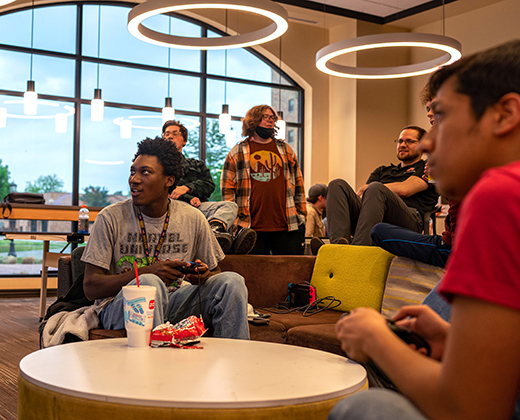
82, 136, 249, 340
329, 40, 520, 420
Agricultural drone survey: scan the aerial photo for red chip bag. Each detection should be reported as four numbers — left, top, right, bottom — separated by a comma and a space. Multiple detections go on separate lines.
150, 315, 207, 348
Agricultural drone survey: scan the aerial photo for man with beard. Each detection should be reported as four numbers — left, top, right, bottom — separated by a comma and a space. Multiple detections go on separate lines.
315, 126, 438, 248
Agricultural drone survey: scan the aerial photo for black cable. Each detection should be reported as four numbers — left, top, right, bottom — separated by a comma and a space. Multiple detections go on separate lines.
256, 295, 342, 317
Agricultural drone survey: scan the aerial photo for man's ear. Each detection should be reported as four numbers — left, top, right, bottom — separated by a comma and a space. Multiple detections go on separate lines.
166, 176, 175, 190
492, 93, 520, 137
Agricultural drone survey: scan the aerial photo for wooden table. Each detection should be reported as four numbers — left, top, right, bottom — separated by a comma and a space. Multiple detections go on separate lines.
0, 231, 89, 320
19, 337, 367, 420
1, 203, 102, 320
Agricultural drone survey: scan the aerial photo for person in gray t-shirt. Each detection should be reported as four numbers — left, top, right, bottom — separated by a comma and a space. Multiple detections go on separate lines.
82, 136, 249, 340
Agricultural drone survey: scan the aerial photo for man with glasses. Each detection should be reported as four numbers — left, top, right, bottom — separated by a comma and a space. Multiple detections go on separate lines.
314, 126, 438, 250
163, 120, 256, 255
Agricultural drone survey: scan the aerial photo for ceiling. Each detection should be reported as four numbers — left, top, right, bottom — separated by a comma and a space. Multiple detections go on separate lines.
276, 0, 458, 23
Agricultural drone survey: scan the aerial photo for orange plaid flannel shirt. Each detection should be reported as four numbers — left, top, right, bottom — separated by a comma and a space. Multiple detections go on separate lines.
221, 138, 307, 231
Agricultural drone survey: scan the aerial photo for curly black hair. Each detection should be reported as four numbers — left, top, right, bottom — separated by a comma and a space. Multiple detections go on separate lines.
133, 136, 183, 193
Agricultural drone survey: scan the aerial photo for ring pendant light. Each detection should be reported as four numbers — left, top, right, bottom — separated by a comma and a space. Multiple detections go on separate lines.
128, 0, 288, 50
316, 33, 462, 80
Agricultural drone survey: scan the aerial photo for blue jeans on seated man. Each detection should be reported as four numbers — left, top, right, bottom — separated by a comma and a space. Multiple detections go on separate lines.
99, 272, 250, 340
371, 222, 451, 268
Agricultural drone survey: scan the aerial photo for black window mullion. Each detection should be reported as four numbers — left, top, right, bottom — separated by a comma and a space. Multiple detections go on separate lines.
72, 3, 83, 207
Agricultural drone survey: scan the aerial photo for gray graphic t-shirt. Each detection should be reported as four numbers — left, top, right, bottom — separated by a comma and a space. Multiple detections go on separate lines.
82, 199, 224, 301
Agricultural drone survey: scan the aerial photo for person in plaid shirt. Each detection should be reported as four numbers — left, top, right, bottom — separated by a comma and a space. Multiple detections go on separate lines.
221, 105, 306, 255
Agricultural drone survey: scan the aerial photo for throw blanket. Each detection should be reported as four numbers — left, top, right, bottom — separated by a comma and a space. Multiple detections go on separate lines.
42, 304, 101, 348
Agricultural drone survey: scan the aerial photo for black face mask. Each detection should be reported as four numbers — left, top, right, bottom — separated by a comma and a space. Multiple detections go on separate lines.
255, 126, 275, 139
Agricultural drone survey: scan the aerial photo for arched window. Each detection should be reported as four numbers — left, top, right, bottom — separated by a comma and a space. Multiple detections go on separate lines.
0, 2, 303, 208
0, 2, 302, 276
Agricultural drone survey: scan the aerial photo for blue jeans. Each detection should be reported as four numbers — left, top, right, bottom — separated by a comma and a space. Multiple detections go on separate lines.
198, 201, 238, 231
371, 223, 451, 268
100, 272, 250, 340
328, 384, 520, 420
422, 283, 451, 321
328, 389, 428, 420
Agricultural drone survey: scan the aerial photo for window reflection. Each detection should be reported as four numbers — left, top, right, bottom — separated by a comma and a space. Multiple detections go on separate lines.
0, 5, 76, 53
82, 5, 201, 72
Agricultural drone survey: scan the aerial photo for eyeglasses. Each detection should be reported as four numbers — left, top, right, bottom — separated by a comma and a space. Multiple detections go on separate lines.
261, 114, 278, 122
164, 130, 182, 138
394, 139, 419, 146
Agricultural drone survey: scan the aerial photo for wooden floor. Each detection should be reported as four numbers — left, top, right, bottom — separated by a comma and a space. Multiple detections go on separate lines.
0, 297, 54, 420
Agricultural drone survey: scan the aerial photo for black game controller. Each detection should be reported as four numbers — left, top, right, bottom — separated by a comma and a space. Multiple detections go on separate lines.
388, 322, 431, 356
176, 262, 203, 275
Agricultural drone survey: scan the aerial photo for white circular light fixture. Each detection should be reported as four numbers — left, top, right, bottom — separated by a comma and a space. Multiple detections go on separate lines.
128, 0, 288, 50
112, 115, 200, 131
316, 33, 462, 80
3, 100, 75, 120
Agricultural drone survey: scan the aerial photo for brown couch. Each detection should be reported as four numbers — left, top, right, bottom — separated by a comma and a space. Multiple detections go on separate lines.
57, 250, 346, 355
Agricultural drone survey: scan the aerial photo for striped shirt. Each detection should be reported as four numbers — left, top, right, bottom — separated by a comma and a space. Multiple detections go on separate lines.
221, 138, 306, 231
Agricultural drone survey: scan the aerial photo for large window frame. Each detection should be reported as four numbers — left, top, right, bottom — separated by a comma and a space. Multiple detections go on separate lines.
0, 1, 304, 206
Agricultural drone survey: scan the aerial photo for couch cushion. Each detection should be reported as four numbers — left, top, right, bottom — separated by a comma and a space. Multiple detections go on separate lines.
311, 245, 395, 312
218, 255, 316, 308
287, 324, 344, 357
248, 319, 287, 344
256, 309, 343, 330
382, 256, 445, 319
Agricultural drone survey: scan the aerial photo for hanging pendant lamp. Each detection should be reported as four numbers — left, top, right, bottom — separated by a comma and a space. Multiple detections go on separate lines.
24, 1, 37, 115
162, 97, 175, 124
219, 104, 231, 135
91, 5, 104, 122
316, 0, 460, 80
219, 17, 231, 135
316, 33, 461, 80
275, 37, 286, 140
128, 0, 288, 50
162, 17, 175, 125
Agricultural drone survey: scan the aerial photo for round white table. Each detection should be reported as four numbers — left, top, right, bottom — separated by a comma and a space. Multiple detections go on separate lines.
19, 337, 367, 420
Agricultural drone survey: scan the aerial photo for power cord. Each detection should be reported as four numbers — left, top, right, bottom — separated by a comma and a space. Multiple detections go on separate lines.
256, 282, 342, 317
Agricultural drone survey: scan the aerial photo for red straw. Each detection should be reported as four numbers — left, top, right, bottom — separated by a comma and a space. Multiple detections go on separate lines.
134, 260, 140, 287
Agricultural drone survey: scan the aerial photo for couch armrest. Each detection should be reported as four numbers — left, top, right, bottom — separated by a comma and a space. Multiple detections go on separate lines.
57, 255, 73, 299
218, 255, 316, 308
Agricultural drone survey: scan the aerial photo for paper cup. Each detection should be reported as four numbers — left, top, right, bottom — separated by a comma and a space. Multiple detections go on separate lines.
122, 285, 156, 348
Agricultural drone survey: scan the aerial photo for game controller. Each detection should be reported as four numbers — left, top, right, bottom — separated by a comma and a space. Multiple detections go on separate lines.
388, 322, 431, 356
176, 262, 203, 275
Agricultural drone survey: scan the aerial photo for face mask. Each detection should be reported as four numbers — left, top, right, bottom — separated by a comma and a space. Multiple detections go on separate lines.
255, 126, 275, 139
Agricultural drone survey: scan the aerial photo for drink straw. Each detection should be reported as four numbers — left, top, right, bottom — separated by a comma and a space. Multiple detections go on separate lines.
134, 260, 140, 287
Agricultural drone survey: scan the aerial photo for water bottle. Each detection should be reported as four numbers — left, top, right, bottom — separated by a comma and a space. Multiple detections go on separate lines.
78, 204, 89, 233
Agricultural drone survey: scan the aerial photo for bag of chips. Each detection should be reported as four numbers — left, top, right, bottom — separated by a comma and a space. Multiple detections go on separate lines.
150, 315, 207, 348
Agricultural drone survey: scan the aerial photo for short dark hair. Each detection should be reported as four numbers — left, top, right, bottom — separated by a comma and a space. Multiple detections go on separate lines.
162, 119, 188, 143
133, 136, 183, 193
429, 40, 520, 120
402, 125, 427, 141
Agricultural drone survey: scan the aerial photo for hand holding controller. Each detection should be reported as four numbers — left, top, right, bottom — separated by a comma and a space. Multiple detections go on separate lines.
176, 262, 203, 275
388, 321, 431, 356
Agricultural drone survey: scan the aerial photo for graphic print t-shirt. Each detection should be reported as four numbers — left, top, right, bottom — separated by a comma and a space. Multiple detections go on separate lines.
82, 199, 224, 303
249, 139, 287, 231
